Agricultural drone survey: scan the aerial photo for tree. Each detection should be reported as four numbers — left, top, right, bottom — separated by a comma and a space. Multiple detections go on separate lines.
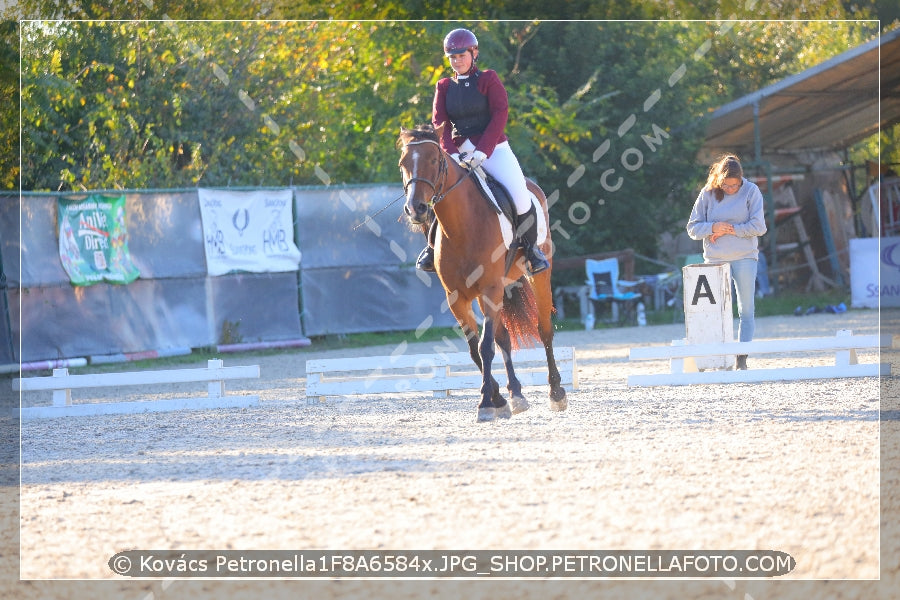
505, 21, 709, 265
21, 21, 207, 190
0, 21, 18, 190
18, 20, 443, 190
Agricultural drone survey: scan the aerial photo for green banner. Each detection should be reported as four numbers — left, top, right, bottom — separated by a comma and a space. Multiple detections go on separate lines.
58, 194, 140, 286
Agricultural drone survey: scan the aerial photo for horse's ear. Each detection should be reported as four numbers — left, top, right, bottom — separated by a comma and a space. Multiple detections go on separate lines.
434, 121, 445, 139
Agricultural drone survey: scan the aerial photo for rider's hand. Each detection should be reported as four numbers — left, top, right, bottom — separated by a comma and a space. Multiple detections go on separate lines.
466, 150, 487, 168
450, 153, 461, 164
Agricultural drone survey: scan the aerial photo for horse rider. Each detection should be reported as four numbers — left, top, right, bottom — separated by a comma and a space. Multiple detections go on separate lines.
416, 27, 550, 275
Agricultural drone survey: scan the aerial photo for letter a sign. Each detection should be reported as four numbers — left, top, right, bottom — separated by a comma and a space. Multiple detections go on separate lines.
682, 263, 734, 368
691, 274, 717, 306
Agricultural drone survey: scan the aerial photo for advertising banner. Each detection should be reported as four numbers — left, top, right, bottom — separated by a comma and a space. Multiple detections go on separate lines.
198, 188, 301, 276
57, 194, 140, 286
850, 236, 900, 308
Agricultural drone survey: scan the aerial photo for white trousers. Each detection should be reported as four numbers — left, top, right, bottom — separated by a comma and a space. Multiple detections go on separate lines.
459, 139, 531, 214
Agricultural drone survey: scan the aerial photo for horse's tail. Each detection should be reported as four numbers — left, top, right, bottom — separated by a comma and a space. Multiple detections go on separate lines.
501, 276, 542, 351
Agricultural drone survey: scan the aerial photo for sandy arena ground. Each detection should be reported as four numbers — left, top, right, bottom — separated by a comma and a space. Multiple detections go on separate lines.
1, 308, 898, 600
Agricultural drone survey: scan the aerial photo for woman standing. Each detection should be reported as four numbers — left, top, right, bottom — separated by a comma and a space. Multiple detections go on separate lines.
686, 154, 767, 370
415, 27, 549, 275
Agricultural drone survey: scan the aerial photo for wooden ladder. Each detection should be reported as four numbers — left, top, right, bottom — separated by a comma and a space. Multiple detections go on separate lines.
776, 185, 834, 292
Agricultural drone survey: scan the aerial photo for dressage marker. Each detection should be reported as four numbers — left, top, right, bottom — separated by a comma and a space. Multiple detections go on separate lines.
14, 359, 260, 419
305, 347, 577, 404
627, 329, 892, 386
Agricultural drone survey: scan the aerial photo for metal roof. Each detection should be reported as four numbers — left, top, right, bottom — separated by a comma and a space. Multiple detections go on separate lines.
702, 27, 900, 156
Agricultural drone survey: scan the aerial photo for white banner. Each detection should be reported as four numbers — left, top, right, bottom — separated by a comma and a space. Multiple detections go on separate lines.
198, 188, 301, 276
850, 236, 900, 308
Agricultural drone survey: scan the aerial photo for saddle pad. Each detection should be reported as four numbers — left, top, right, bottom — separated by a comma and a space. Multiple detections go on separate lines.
471, 167, 548, 248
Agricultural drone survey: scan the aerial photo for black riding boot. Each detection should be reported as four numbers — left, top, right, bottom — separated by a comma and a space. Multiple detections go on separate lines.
416, 246, 435, 272
516, 205, 550, 275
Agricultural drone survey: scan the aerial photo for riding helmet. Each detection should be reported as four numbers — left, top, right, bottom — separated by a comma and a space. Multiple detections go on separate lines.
443, 28, 478, 56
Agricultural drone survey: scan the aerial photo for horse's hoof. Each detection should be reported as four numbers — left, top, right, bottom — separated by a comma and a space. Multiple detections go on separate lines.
550, 397, 568, 412
495, 403, 512, 419
509, 394, 530, 414
477, 407, 496, 422
550, 387, 567, 402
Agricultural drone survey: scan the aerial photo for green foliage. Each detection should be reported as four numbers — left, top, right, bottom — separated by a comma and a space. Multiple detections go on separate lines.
499, 21, 710, 264
22, 21, 210, 190
220, 319, 243, 345
0, 21, 18, 190
19, 20, 446, 190
849, 122, 900, 187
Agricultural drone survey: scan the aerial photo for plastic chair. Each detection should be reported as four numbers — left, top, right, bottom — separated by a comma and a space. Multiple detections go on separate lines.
585, 258, 641, 324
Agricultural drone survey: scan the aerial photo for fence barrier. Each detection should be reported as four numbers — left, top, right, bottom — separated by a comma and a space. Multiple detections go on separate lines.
627, 330, 891, 386
14, 359, 260, 418
306, 347, 577, 403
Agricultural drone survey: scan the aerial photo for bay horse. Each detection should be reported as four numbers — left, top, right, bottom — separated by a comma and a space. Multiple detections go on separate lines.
397, 123, 568, 422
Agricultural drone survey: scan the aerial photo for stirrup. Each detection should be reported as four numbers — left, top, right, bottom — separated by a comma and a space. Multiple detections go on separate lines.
416, 246, 436, 272
526, 246, 549, 275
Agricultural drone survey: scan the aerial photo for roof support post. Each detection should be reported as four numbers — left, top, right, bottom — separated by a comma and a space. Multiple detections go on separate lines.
750, 99, 778, 292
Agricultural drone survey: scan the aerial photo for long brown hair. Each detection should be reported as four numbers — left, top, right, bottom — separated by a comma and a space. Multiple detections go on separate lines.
704, 154, 743, 201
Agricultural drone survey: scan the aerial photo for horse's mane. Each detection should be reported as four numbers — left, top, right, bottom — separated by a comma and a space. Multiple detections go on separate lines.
398, 123, 439, 147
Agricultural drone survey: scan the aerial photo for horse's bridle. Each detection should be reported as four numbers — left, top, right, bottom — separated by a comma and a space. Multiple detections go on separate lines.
402, 138, 473, 208
355, 138, 472, 231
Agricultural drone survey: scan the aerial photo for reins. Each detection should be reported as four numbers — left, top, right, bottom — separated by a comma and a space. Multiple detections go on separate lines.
352, 193, 404, 230
353, 136, 475, 231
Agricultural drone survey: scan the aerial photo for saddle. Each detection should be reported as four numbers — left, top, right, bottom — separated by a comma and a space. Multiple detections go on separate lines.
468, 165, 516, 225
424, 165, 516, 248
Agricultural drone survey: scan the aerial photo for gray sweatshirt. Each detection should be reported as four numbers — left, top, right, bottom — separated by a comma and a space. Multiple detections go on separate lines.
686, 177, 767, 262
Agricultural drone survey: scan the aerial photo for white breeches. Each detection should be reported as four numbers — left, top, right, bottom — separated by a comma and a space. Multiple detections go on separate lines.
459, 139, 531, 214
